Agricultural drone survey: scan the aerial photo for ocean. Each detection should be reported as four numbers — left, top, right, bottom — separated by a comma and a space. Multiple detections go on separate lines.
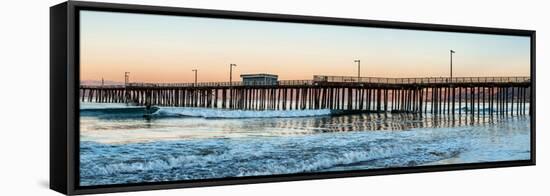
79, 102, 531, 186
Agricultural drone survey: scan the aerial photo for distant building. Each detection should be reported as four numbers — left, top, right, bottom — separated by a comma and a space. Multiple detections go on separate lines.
240, 73, 278, 86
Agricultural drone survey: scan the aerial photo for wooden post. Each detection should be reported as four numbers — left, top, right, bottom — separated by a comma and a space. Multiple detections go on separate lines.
452, 87, 455, 117
477, 87, 480, 118
470, 87, 474, 116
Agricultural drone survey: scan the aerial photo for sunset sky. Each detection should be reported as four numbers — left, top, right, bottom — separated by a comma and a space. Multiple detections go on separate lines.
80, 10, 531, 83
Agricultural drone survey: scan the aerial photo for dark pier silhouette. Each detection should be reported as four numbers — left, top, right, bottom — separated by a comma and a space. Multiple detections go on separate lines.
80, 75, 531, 116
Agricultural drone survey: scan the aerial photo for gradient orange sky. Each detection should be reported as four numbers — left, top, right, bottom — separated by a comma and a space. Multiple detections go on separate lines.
80, 10, 531, 83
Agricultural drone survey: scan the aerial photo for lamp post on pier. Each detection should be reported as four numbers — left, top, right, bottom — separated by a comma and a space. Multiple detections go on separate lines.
229, 63, 237, 85
192, 69, 197, 86
450, 50, 455, 82
354, 59, 361, 82
124, 72, 130, 86
124, 72, 130, 103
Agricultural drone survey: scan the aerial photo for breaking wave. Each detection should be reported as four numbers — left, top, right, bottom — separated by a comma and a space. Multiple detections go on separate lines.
151, 107, 332, 118
78, 102, 531, 186
79, 126, 492, 186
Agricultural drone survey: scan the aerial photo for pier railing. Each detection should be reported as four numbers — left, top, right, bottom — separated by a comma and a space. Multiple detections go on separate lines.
127, 82, 242, 87
312, 75, 531, 84
80, 85, 126, 89
121, 80, 315, 87
80, 76, 530, 88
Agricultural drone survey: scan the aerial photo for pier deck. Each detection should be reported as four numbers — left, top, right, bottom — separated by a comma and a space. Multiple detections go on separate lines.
80, 76, 531, 115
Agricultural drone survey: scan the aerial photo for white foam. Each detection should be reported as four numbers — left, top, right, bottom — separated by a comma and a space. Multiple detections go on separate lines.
79, 117, 531, 186
80, 102, 142, 109
153, 107, 332, 118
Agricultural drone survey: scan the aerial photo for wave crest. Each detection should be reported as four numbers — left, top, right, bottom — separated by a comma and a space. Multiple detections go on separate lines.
152, 107, 332, 118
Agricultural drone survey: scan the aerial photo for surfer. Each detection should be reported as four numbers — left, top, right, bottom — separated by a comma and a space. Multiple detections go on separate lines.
143, 100, 159, 118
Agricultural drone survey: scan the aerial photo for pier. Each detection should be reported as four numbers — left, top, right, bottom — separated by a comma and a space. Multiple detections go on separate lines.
80, 75, 531, 116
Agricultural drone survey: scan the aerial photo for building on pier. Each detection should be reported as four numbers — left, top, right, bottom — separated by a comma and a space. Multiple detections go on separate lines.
240, 73, 278, 86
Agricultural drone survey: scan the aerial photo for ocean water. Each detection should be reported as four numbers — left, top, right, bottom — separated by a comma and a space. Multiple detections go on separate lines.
79, 102, 531, 186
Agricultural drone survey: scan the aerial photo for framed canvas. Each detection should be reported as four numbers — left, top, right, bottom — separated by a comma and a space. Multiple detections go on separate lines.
50, 1, 536, 195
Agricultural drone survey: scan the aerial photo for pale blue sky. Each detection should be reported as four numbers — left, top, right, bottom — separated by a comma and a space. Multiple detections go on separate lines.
80, 10, 531, 83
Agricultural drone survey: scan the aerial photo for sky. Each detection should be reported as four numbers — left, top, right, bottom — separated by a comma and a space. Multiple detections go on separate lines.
80, 10, 531, 83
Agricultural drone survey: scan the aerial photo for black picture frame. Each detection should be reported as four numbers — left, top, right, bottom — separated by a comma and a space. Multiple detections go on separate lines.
50, 1, 536, 195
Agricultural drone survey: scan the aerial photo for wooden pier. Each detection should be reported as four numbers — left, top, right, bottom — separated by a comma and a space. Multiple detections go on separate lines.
80, 76, 531, 116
